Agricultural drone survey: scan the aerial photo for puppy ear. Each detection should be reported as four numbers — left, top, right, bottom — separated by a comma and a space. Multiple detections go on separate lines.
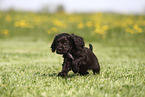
70, 34, 85, 50
51, 36, 58, 52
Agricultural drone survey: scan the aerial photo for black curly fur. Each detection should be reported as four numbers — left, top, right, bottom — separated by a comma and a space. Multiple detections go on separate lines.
51, 33, 100, 77
51, 33, 69, 52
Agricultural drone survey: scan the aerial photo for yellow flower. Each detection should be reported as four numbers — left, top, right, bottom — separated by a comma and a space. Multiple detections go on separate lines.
14, 20, 31, 28
127, 19, 133, 25
5, 15, 11, 22
94, 27, 106, 39
95, 28, 104, 34
133, 24, 139, 30
68, 17, 75, 23
34, 17, 41, 23
47, 27, 58, 34
47, 30, 52, 34
1, 29, 9, 35
78, 23, 84, 29
102, 25, 109, 30
53, 19, 66, 28
126, 28, 134, 34
143, 21, 145, 25
137, 28, 142, 33
51, 27, 58, 32
126, 25, 143, 34
86, 21, 93, 27
94, 24, 108, 35
19, 20, 27, 27
133, 24, 142, 33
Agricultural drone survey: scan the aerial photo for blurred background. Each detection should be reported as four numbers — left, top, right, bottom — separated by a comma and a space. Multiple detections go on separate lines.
0, 1, 145, 97
0, 0, 145, 42
0, 0, 145, 14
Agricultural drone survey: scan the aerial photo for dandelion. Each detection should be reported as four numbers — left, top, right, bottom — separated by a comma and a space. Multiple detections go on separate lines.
68, 17, 75, 23
5, 15, 12, 22
126, 28, 134, 34
95, 24, 108, 34
14, 20, 31, 28
127, 19, 133, 25
143, 21, 145, 25
102, 25, 109, 30
95, 28, 103, 34
1, 29, 9, 35
47, 27, 58, 34
34, 17, 41, 23
19, 20, 27, 27
133, 24, 139, 30
51, 27, 58, 32
95, 24, 102, 34
133, 24, 142, 33
126, 24, 143, 34
14, 20, 26, 27
137, 28, 143, 33
47, 30, 52, 34
78, 23, 84, 29
53, 19, 66, 28
86, 21, 93, 27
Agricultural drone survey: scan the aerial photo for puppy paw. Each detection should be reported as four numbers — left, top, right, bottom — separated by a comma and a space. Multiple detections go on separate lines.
79, 71, 89, 76
58, 72, 67, 77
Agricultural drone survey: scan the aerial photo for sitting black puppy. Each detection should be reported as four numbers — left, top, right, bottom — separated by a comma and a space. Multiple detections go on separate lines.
51, 33, 100, 77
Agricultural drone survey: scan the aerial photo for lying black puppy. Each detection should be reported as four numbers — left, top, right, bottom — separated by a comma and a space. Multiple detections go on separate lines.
51, 33, 100, 77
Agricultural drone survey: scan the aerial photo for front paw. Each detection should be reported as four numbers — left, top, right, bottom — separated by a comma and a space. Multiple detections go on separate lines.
58, 72, 67, 77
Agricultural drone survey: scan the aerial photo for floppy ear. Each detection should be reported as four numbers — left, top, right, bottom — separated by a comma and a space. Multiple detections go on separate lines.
51, 36, 58, 52
70, 34, 85, 50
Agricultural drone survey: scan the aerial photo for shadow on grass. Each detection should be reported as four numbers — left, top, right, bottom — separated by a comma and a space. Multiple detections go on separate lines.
67, 74, 82, 78
34, 71, 92, 78
40, 73, 82, 78
41, 73, 58, 77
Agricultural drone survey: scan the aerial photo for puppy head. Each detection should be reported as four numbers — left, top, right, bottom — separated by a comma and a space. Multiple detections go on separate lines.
51, 33, 85, 54
51, 33, 72, 54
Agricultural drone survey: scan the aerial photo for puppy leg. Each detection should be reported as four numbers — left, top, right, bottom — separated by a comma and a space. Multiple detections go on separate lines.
58, 58, 71, 77
72, 60, 80, 73
72, 55, 87, 72
72, 65, 79, 73
92, 63, 100, 74
79, 70, 89, 76
78, 66, 89, 76
71, 58, 86, 73
58, 65, 70, 77
58, 71, 68, 77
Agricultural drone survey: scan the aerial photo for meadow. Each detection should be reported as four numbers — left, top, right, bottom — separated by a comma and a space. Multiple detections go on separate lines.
0, 11, 145, 97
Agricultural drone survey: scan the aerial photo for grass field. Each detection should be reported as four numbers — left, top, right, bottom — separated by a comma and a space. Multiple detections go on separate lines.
0, 11, 145, 97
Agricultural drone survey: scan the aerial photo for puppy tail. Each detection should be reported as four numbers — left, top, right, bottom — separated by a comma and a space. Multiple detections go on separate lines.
89, 44, 93, 51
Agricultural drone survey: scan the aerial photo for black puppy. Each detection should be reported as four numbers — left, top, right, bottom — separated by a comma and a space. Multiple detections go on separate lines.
51, 33, 100, 77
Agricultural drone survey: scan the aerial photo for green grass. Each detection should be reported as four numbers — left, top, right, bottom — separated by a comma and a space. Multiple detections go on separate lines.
0, 38, 144, 97
0, 11, 145, 97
